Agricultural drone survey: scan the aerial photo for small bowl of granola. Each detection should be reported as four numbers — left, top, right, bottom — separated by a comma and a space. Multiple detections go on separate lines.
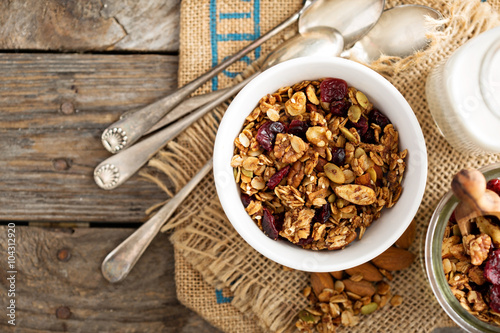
425, 163, 500, 332
213, 56, 427, 272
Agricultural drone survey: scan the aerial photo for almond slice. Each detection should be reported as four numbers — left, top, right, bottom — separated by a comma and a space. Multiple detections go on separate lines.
334, 184, 376, 205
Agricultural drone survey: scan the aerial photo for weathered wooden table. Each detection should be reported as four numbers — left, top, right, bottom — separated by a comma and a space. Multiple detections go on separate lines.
0, 1, 222, 331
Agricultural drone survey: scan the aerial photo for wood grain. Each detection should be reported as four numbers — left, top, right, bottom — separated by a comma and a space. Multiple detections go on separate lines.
0, 53, 178, 223
101, 0, 180, 51
0, 0, 180, 52
0, 226, 221, 333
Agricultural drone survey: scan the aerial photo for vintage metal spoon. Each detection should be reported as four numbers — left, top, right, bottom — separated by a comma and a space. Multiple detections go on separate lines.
131, 3, 437, 142
344, 4, 442, 63
94, 28, 344, 190
146, 2, 437, 137
452, 168, 500, 236
99, 0, 317, 154
101, 159, 213, 283
100, 0, 385, 154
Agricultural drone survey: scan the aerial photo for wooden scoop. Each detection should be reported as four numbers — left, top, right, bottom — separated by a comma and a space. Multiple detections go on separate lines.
451, 168, 500, 236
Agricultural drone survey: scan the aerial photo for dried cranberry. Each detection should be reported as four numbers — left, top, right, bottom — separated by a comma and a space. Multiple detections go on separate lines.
262, 207, 279, 240
487, 179, 500, 197
287, 120, 309, 139
256, 121, 284, 151
362, 128, 376, 143
256, 122, 274, 151
330, 99, 351, 117
490, 285, 500, 313
313, 203, 331, 224
274, 212, 285, 232
267, 165, 290, 190
370, 109, 391, 129
348, 116, 369, 136
297, 235, 314, 246
331, 147, 346, 166
484, 249, 500, 284
269, 121, 285, 133
320, 78, 348, 103
241, 193, 253, 208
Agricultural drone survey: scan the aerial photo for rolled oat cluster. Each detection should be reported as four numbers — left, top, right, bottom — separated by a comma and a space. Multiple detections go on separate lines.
231, 78, 407, 250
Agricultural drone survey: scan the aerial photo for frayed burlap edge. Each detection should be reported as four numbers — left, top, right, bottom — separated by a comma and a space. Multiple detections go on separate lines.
174, 249, 264, 333
370, 0, 500, 76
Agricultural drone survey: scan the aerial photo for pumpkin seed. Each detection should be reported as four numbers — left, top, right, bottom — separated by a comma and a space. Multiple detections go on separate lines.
356, 91, 370, 109
367, 167, 377, 182
348, 105, 362, 123
361, 302, 378, 315
340, 127, 359, 144
298, 310, 318, 323
324, 163, 345, 184
241, 169, 253, 178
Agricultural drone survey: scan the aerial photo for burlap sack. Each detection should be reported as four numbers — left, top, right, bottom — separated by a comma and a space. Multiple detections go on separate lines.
141, 0, 500, 332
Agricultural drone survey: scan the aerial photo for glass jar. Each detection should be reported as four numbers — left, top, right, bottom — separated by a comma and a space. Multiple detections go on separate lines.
425, 162, 500, 332
426, 27, 500, 155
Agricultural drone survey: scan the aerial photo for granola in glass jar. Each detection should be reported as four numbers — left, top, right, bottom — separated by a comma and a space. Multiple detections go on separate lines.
442, 178, 500, 325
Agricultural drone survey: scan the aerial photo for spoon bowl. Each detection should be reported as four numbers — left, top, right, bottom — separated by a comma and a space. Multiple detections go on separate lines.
299, 0, 385, 48
347, 4, 442, 63
264, 27, 344, 69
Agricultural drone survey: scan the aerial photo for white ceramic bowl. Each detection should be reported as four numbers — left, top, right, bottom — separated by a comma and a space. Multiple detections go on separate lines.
213, 56, 427, 272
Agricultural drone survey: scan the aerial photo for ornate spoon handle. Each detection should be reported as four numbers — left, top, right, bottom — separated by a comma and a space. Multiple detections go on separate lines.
94, 72, 258, 190
101, 159, 213, 283
119, 88, 229, 134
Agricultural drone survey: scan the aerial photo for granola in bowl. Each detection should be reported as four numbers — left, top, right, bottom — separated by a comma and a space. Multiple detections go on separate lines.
214, 57, 426, 272
231, 77, 407, 250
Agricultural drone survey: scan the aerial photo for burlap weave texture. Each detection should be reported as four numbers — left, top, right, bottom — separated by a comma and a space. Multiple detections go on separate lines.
143, 0, 500, 332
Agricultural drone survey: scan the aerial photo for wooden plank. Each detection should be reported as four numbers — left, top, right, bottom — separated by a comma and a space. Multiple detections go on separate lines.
0, 226, 221, 332
0, 53, 178, 223
101, 0, 180, 52
0, 0, 180, 52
